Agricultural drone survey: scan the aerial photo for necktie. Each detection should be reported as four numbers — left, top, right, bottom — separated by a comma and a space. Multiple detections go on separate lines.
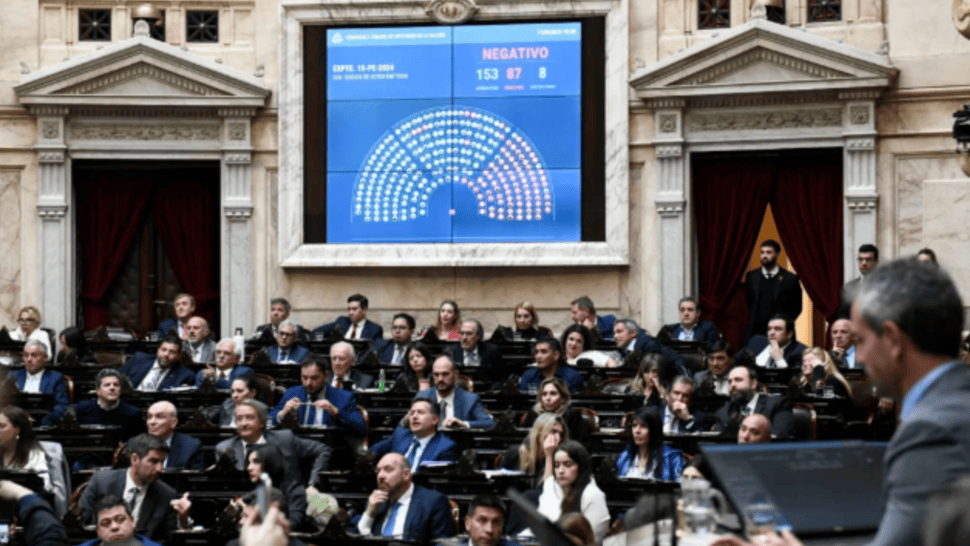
406, 438, 420, 467
440, 401, 448, 422
125, 486, 139, 514
142, 367, 161, 391
393, 347, 403, 365
382, 502, 401, 537
465, 351, 479, 366
219, 371, 227, 380
351, 324, 358, 339
336, 378, 343, 390
280, 350, 289, 363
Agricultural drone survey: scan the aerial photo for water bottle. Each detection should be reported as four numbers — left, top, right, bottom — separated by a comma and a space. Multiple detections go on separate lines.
378, 369, 386, 392
234, 327, 246, 361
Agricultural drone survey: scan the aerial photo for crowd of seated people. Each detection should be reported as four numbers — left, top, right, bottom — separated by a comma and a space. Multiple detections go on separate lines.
0, 254, 943, 546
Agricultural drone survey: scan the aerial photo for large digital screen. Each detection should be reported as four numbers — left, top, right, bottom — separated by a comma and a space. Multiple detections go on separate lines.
324, 22, 582, 244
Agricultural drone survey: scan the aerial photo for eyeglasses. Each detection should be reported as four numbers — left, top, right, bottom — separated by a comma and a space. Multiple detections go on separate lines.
18, 318, 37, 324
278, 332, 296, 338
391, 326, 410, 331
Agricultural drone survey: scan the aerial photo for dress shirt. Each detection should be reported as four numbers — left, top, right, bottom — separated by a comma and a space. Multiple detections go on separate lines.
677, 324, 696, 341
436, 391, 456, 424
900, 362, 957, 422
744, 393, 760, 417
309, 389, 332, 426
346, 321, 365, 340
463, 348, 480, 366
843, 346, 857, 368
123, 471, 147, 524
662, 405, 693, 434
407, 435, 432, 472
278, 349, 295, 363
331, 374, 350, 390
755, 342, 790, 368
358, 483, 414, 537
762, 265, 780, 278
23, 370, 44, 393
392, 344, 406, 365
138, 362, 170, 391
711, 374, 729, 396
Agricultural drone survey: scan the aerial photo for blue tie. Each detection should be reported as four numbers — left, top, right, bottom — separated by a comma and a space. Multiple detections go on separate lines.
406, 439, 420, 467
382, 502, 401, 537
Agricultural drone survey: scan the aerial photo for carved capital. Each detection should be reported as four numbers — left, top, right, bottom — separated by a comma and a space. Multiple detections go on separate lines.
846, 195, 878, 211
38, 204, 67, 219
224, 152, 252, 164
846, 137, 875, 151
426, 0, 478, 24
225, 205, 253, 220
38, 150, 65, 163
655, 200, 685, 217
656, 145, 683, 158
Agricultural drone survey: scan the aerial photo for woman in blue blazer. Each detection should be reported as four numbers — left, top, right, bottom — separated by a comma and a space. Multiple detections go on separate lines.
615, 407, 684, 481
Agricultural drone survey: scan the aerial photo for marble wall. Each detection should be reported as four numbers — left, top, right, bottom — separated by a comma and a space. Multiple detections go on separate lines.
923, 179, 970, 302
0, 169, 22, 327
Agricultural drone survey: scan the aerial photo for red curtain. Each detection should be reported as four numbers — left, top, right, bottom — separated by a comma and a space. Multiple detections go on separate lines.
770, 160, 844, 321
77, 177, 153, 327
151, 179, 220, 328
693, 161, 777, 349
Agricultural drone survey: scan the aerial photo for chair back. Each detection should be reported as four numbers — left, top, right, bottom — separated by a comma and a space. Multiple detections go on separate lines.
574, 406, 600, 433
791, 402, 817, 440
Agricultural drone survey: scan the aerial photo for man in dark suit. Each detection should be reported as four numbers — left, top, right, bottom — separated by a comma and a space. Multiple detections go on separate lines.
357, 452, 454, 542
849, 258, 970, 546
829, 318, 859, 369
120, 336, 195, 391
837, 243, 879, 320
156, 293, 195, 339
328, 341, 373, 391
745, 314, 806, 369
662, 376, 705, 433
465, 494, 522, 546
269, 360, 367, 436
79, 434, 191, 542
693, 340, 733, 397
79, 495, 164, 546
312, 293, 384, 341
519, 338, 584, 394
216, 399, 331, 488
743, 239, 803, 344
253, 297, 309, 343
135, 401, 204, 470
183, 317, 217, 364
14, 340, 69, 425
712, 363, 794, 439
418, 355, 495, 429
370, 397, 460, 470
448, 319, 505, 389
69, 369, 145, 439
195, 338, 254, 388
614, 319, 688, 378
268, 321, 311, 364
368, 313, 415, 365
570, 296, 616, 341
663, 297, 721, 350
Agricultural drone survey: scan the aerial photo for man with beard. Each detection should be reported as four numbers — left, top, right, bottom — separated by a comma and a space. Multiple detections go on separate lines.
742, 239, 802, 343
712, 363, 794, 439
370, 397, 459, 471
417, 355, 494, 429
694, 340, 732, 396
120, 336, 195, 392
356, 453, 453, 541
183, 317, 217, 363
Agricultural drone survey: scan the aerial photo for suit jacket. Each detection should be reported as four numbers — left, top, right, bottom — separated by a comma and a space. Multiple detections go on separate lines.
447, 341, 506, 388
78, 468, 177, 542
370, 428, 460, 466
332, 368, 375, 391
312, 317, 384, 340
869, 362, 970, 546
269, 384, 367, 436
519, 366, 585, 394
124, 432, 204, 470
254, 323, 310, 343
217, 398, 236, 427
369, 339, 409, 365
664, 321, 722, 350
626, 332, 689, 378
366, 485, 454, 542
616, 444, 684, 481
713, 393, 795, 438
268, 344, 311, 364
417, 387, 495, 429
13, 368, 70, 424
595, 314, 617, 340
156, 318, 182, 339
743, 267, 803, 342
745, 336, 807, 369
215, 429, 331, 487
119, 353, 195, 391
194, 364, 254, 389
17, 494, 70, 546
183, 339, 217, 363
693, 369, 730, 396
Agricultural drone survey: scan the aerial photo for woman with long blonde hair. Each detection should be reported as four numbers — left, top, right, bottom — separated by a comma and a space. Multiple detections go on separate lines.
798, 347, 852, 398
499, 412, 569, 488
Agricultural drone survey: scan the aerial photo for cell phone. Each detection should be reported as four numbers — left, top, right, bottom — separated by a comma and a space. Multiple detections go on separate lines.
0, 523, 9, 545
812, 365, 825, 383
254, 472, 273, 521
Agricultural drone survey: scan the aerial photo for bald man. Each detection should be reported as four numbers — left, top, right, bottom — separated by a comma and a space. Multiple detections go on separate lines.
737, 414, 771, 444
130, 401, 204, 470
184, 317, 217, 364
357, 453, 453, 542
829, 318, 858, 368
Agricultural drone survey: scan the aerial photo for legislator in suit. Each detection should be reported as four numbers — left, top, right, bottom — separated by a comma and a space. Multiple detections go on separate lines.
713, 392, 795, 439
745, 335, 807, 369
215, 428, 331, 488
127, 431, 204, 471
13, 367, 70, 425
743, 241, 803, 343
313, 316, 384, 341
194, 363, 254, 389
357, 453, 454, 542
119, 346, 195, 392
269, 381, 367, 436
370, 427, 460, 469
78, 468, 177, 541
663, 321, 722, 351
446, 340, 505, 389
417, 385, 495, 430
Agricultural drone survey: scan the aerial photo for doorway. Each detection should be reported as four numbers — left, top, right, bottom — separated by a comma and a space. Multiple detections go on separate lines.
74, 160, 221, 336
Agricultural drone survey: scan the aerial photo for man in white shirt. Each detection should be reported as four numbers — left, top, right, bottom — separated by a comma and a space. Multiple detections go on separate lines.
746, 315, 806, 369
357, 453, 453, 542
14, 340, 70, 424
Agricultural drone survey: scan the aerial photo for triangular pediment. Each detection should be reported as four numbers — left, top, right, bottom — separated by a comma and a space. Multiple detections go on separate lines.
630, 18, 896, 101
15, 35, 268, 108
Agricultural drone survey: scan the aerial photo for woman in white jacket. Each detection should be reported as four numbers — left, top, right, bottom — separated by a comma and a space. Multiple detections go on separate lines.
530, 440, 610, 543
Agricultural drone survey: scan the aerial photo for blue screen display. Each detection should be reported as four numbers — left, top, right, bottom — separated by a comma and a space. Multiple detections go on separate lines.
325, 22, 582, 243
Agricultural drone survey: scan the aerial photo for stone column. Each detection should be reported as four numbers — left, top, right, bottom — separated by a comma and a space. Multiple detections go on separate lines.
32, 107, 72, 333
842, 98, 878, 283
653, 106, 688, 325
220, 109, 255, 338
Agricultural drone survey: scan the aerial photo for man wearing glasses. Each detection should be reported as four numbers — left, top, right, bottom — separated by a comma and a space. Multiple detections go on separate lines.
269, 321, 310, 364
